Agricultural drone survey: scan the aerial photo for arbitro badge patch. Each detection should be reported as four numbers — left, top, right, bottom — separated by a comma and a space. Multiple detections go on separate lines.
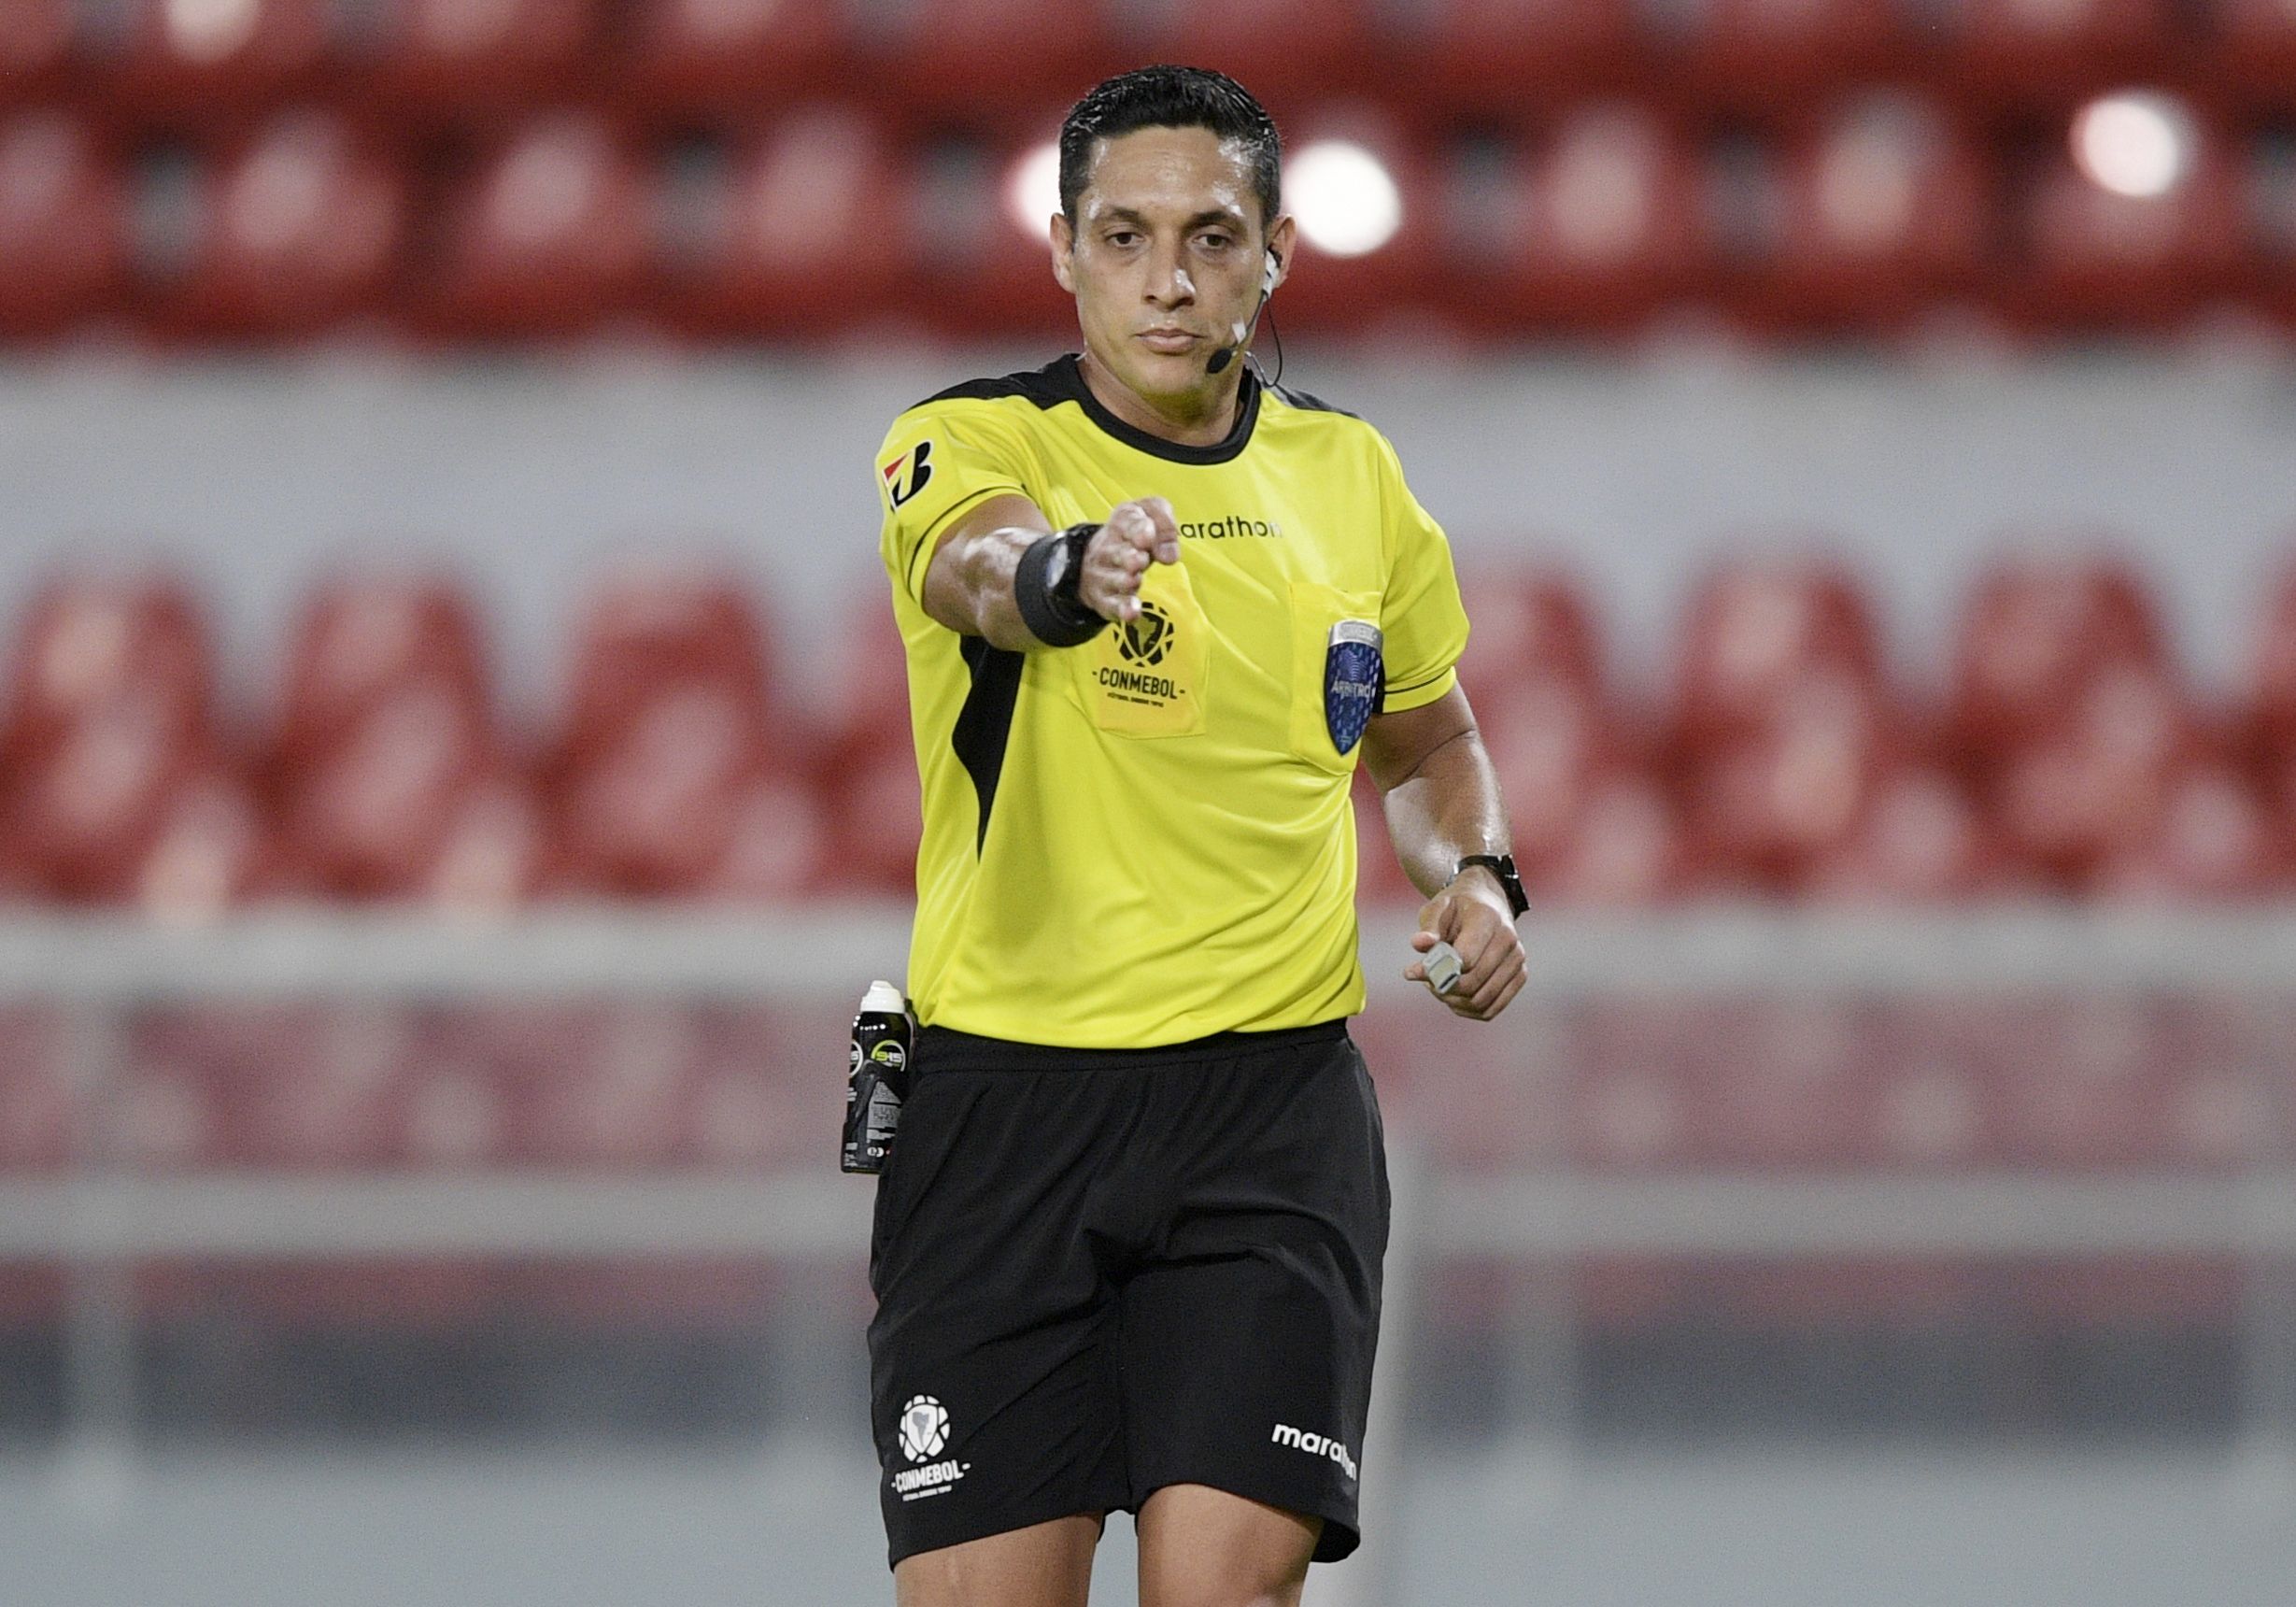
1324, 620, 1384, 756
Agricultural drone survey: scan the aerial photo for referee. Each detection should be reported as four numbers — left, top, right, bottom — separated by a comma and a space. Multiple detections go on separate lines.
868, 66, 1526, 1607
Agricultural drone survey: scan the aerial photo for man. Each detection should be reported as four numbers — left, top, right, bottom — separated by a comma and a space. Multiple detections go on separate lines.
868, 65, 1526, 1607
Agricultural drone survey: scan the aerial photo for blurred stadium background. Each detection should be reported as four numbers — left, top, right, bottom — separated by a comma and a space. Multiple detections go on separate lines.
6, 3, 2296, 1604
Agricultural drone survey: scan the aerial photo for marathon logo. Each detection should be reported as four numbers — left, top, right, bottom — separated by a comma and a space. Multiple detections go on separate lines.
1179, 513, 1284, 540
892, 1458, 968, 1500
1270, 1423, 1358, 1481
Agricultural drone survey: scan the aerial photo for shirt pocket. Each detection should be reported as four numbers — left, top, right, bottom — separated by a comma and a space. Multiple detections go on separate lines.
1287, 578, 1385, 775
1077, 559, 1212, 739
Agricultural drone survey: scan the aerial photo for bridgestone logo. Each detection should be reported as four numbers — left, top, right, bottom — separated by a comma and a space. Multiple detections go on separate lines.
1270, 1423, 1358, 1481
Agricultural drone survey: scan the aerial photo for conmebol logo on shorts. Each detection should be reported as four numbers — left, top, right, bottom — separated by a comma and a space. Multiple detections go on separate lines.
892, 1394, 969, 1502
1269, 1422, 1357, 1481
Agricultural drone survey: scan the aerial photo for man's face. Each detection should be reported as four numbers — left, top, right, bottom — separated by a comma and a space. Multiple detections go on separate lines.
1052, 126, 1293, 408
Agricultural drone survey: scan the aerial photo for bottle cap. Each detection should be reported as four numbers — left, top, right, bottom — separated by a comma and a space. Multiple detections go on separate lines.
861, 980, 906, 1015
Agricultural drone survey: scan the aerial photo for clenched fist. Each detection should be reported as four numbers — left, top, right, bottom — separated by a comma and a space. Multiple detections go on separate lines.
1079, 497, 1183, 623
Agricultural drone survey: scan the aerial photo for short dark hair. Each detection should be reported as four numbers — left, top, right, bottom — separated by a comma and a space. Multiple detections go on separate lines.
1057, 65, 1281, 230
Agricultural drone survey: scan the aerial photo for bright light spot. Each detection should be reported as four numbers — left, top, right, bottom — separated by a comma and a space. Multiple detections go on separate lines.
1004, 142, 1060, 240
167, 0, 260, 62
1289, 140, 1402, 257
2071, 92, 2193, 199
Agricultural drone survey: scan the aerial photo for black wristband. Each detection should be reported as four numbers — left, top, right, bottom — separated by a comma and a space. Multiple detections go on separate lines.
1013, 522, 1109, 648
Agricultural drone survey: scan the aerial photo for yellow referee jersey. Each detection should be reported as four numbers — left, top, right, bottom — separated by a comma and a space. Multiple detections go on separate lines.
874, 353, 1470, 1047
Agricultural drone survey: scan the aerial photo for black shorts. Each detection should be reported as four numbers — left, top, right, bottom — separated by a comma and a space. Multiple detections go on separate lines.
866, 1017, 1388, 1571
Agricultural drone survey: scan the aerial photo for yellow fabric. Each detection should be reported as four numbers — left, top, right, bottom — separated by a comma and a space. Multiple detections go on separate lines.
873, 355, 1470, 1048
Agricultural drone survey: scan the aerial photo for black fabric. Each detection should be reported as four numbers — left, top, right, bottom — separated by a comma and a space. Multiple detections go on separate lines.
1013, 524, 1108, 647
949, 634, 1025, 852
868, 1025, 1388, 1570
914, 353, 1268, 467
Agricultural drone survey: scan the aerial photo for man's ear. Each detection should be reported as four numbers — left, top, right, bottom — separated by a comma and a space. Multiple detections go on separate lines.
1267, 213, 1297, 294
1050, 212, 1076, 294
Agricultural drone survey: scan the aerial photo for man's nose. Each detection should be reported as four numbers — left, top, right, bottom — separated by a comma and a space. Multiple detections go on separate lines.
1145, 241, 1195, 305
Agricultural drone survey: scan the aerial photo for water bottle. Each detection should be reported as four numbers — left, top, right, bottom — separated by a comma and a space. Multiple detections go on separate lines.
843, 980, 912, 1173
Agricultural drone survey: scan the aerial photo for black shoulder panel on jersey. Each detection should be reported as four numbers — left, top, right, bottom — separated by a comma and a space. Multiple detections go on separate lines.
1265, 380, 1363, 421
951, 634, 1026, 853
914, 358, 1075, 414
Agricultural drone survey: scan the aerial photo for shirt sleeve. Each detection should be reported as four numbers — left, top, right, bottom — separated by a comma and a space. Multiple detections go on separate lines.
875, 405, 1037, 607
1375, 434, 1471, 713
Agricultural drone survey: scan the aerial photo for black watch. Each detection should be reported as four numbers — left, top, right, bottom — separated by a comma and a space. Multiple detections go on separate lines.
1453, 853, 1529, 919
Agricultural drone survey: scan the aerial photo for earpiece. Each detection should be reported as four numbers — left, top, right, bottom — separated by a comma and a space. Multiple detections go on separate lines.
1207, 249, 1282, 377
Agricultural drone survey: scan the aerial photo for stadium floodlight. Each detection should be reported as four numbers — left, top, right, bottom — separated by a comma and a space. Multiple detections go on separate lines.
1005, 141, 1062, 240
2071, 92, 2194, 201
1289, 140, 1403, 257
168, 0, 262, 62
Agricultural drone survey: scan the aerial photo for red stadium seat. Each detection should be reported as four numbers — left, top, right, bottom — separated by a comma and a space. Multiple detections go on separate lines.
509, 1002, 704, 1165
1447, 106, 1705, 331
278, 681, 500, 900
0, 112, 129, 336
131, 766, 273, 917
661, 109, 911, 340
1153, 0, 1378, 105
905, 135, 1071, 339
364, 0, 602, 112
1405, 0, 1637, 108
1870, 1004, 1998, 1167
276, 576, 488, 772
4, 576, 211, 760
870, 0, 1116, 121
2245, 561, 2296, 763
2216, 0, 2296, 95
1481, 677, 1630, 867
1681, 1002, 1878, 1166
174, 112, 409, 336
1685, 0, 1903, 101
699, 770, 830, 902
1528, 770, 1693, 905
560, 572, 775, 763
427, 116, 649, 335
2091, 763, 2288, 902
1672, 559, 1883, 748
817, 723, 922, 899
623, 0, 843, 110
1992, 661, 2204, 884
418, 776, 556, 911
1943, 0, 2173, 90
1454, 565, 1603, 696
2014, 116, 2246, 329
1799, 764, 2007, 903
0, 1008, 71, 1172
108, 0, 330, 116
0, 2, 73, 101
1949, 556, 2164, 763
1754, 96, 1989, 327
1688, 673, 1900, 886
559, 683, 766, 897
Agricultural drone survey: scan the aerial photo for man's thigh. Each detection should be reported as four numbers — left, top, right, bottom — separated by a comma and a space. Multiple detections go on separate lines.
895, 1514, 1106, 1607
1137, 1486, 1318, 1607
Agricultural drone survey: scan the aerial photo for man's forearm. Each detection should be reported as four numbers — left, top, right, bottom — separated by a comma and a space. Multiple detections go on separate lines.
939, 524, 1051, 650
1378, 727, 1512, 899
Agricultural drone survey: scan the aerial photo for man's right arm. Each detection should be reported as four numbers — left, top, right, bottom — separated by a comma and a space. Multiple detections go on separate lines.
921, 495, 1183, 649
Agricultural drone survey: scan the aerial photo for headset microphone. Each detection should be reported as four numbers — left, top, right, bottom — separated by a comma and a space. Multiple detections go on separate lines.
1206, 251, 1280, 377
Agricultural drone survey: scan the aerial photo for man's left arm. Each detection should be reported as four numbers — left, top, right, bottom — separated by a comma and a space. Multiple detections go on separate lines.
1360, 683, 1527, 1022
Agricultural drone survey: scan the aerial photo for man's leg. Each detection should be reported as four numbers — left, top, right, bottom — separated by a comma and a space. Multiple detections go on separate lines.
1136, 1485, 1320, 1607
895, 1513, 1106, 1607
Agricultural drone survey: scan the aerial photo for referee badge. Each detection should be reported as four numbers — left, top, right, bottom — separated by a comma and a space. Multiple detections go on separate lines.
1324, 620, 1384, 756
